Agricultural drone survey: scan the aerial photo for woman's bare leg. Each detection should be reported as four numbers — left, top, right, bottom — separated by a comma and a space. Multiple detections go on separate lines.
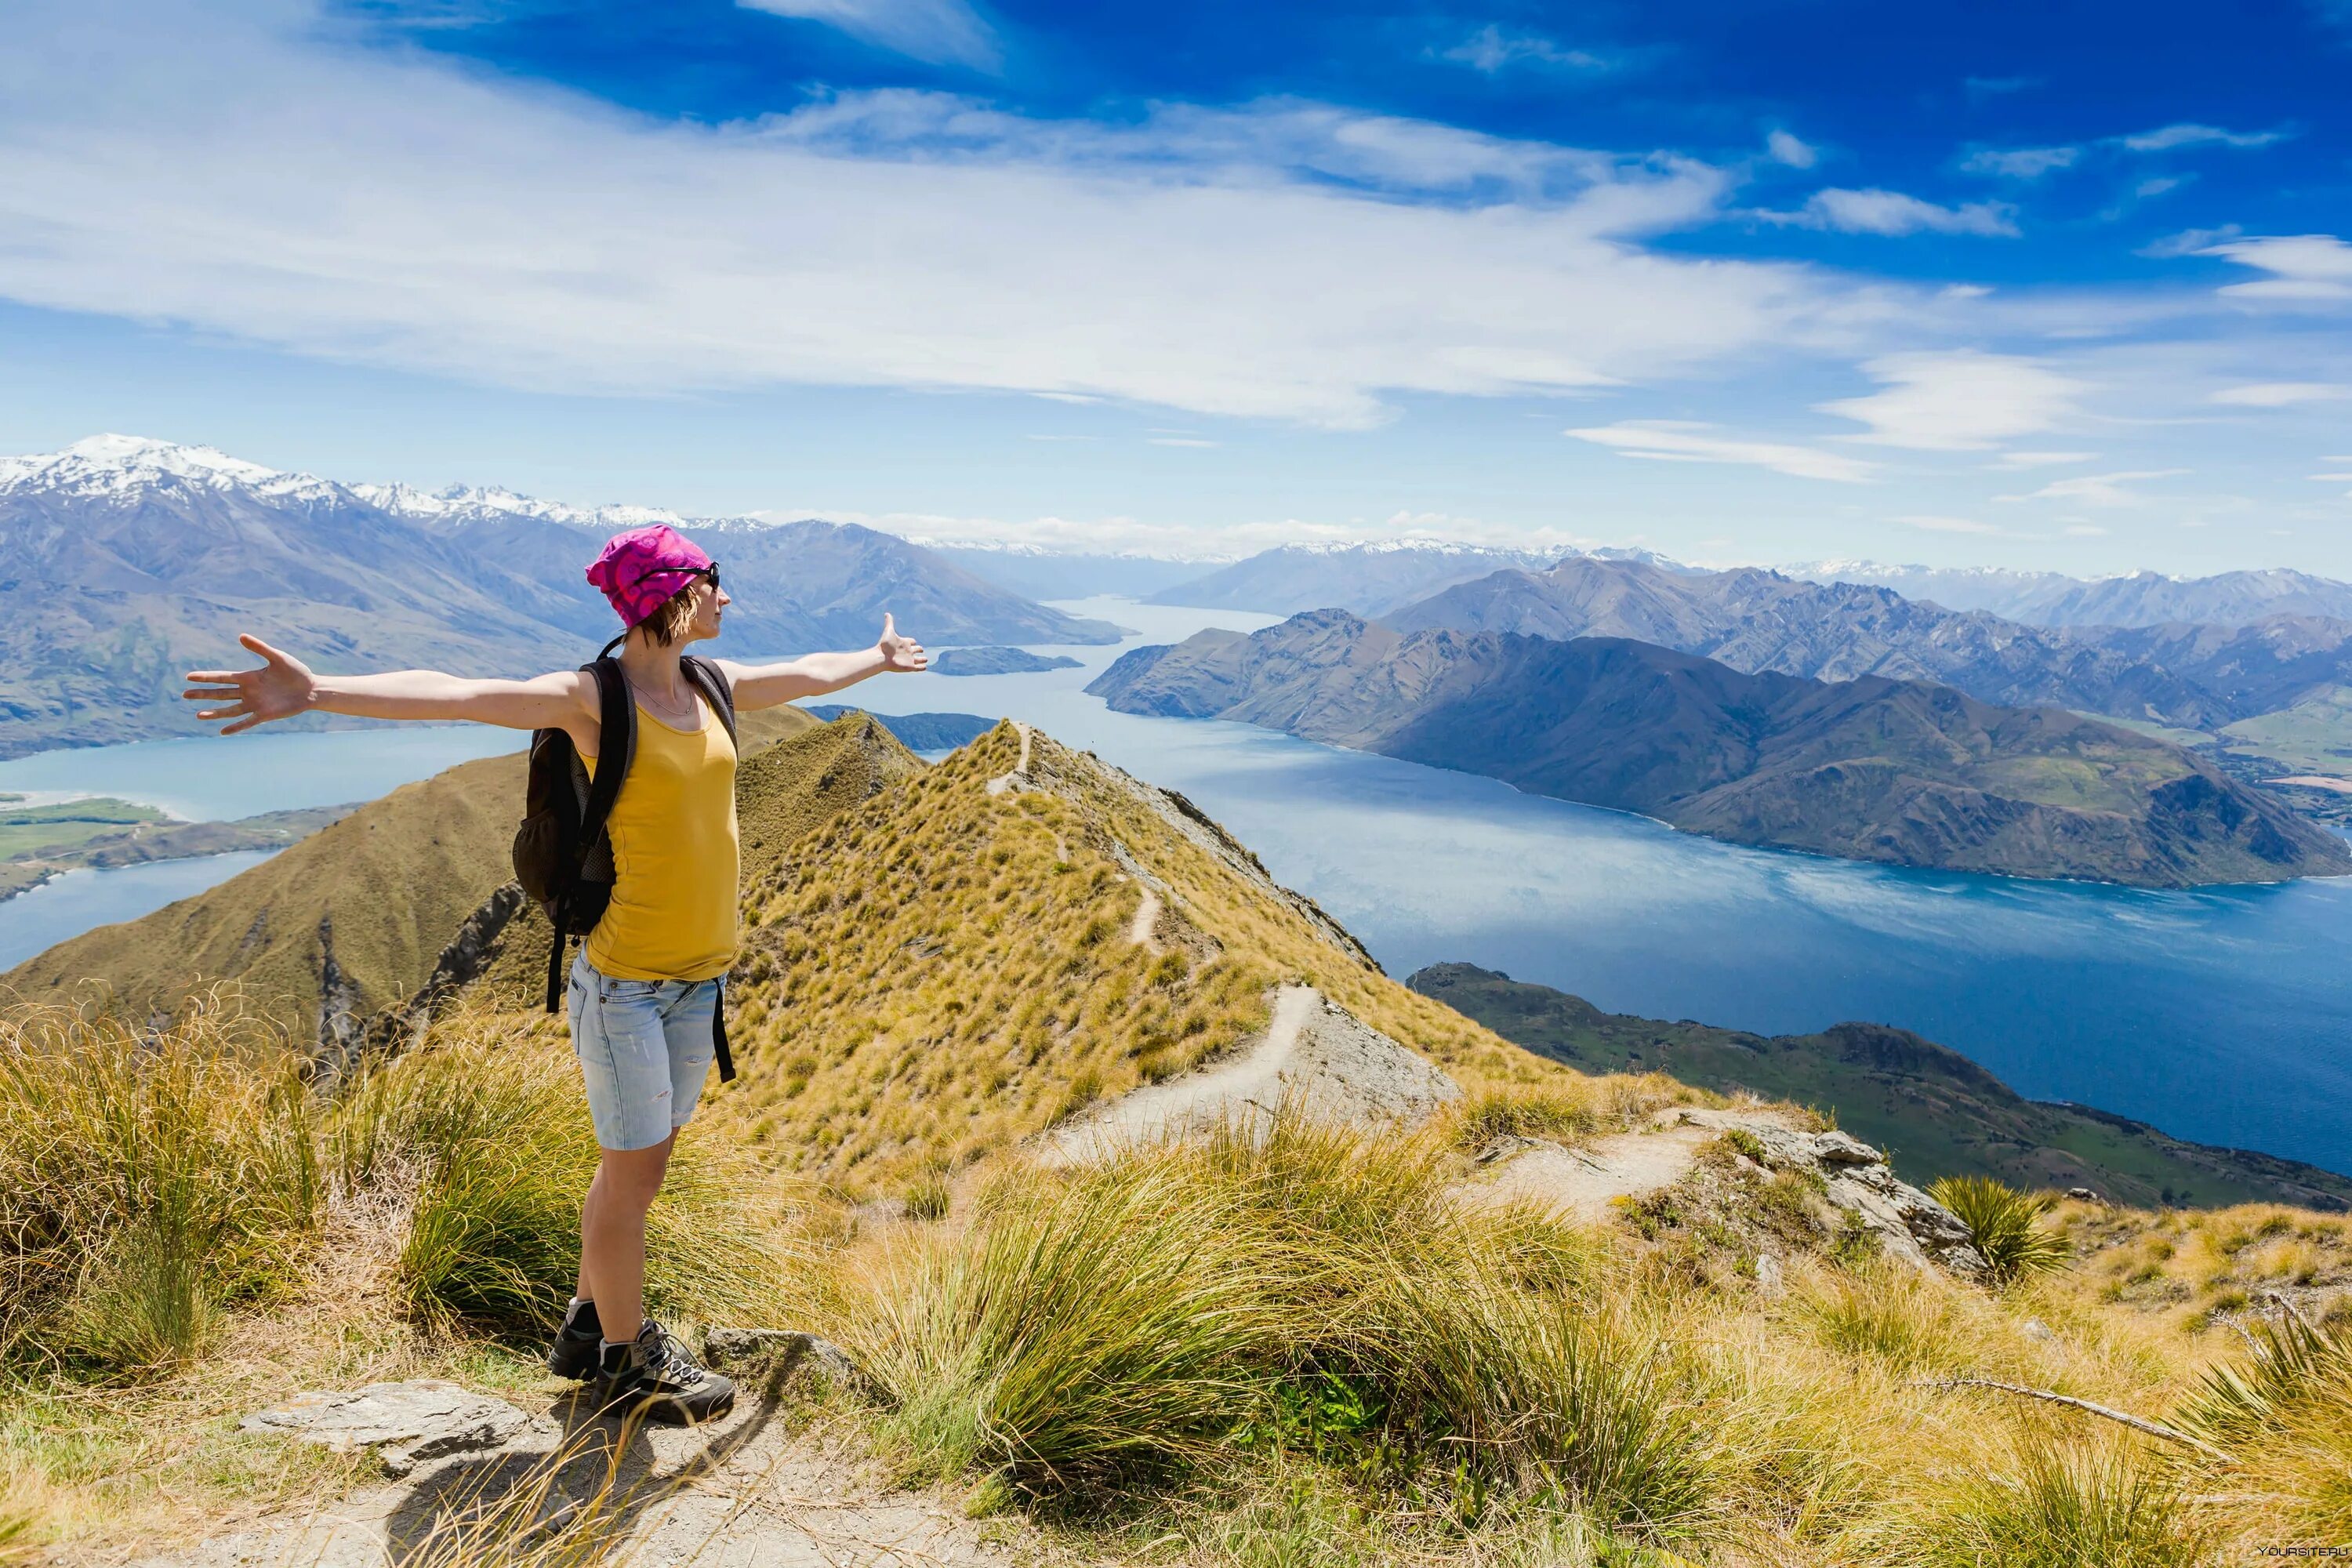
578, 1133, 674, 1345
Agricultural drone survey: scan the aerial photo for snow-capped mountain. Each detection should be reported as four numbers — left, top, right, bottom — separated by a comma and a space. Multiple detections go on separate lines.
1144, 539, 1575, 618
0, 434, 350, 510
0, 435, 1120, 756
1785, 560, 2352, 628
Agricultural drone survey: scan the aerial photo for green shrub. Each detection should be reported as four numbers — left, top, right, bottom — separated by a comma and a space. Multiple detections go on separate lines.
335, 1026, 786, 1335
1929, 1175, 2068, 1286
0, 998, 319, 1373
1913, 1430, 2213, 1566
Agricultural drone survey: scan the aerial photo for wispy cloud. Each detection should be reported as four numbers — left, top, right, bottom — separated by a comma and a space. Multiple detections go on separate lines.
1897, 514, 2002, 534
1998, 470, 2189, 506
1566, 420, 1875, 482
1960, 145, 2078, 180
0, 2, 1870, 430
2198, 234, 2352, 302
2116, 122, 2292, 152
1147, 436, 1219, 448
2211, 382, 2351, 406
1766, 129, 1817, 169
1438, 24, 1606, 73
2140, 224, 2241, 258
1818, 351, 2086, 450
1988, 450, 2097, 468
738, 0, 1000, 69
1758, 187, 2017, 238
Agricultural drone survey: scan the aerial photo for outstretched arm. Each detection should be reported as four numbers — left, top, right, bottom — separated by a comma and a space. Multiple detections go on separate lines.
720, 615, 928, 712
185, 635, 590, 735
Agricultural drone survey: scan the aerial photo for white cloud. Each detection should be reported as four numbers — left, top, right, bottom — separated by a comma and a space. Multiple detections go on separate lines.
2310, 472, 2352, 481
2198, 234, 2352, 302
1989, 449, 2097, 468
2063, 524, 2111, 535
1566, 420, 1875, 482
0, 0, 1875, 430
1439, 24, 1606, 73
1147, 437, 1219, 448
2139, 224, 2241, 258
739, 0, 998, 67
1766, 129, 1817, 169
2135, 176, 2187, 199
1759, 187, 2018, 238
1897, 514, 2002, 534
1997, 470, 2188, 506
1817, 351, 2087, 450
1960, 145, 2078, 180
2211, 382, 2352, 406
2117, 122, 2289, 152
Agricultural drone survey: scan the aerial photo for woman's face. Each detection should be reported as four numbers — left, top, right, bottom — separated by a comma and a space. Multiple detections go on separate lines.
687, 573, 730, 641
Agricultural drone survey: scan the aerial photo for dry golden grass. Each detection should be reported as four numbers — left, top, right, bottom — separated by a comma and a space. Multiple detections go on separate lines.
6, 717, 2352, 1565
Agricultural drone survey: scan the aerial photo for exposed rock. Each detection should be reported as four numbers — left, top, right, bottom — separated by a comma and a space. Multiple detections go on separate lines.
2065, 1185, 2104, 1204
240, 1381, 529, 1479
1755, 1251, 1785, 1296
701, 1327, 875, 1396
1047, 984, 1459, 1161
1711, 1118, 1988, 1279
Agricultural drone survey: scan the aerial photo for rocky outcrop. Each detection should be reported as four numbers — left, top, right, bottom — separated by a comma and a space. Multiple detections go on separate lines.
1732, 1121, 1990, 1278
241, 1381, 532, 1479
1047, 984, 1459, 1161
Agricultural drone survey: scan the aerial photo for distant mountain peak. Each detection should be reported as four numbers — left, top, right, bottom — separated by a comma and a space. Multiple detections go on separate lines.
0, 433, 343, 506
354, 478, 698, 533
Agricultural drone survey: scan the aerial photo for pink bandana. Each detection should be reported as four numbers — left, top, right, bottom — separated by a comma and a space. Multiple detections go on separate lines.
585, 524, 713, 627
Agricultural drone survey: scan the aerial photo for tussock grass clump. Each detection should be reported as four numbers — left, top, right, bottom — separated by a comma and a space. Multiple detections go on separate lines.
0, 996, 319, 1373
831, 1114, 1698, 1537
1929, 1174, 2070, 1286
2176, 1308, 2352, 1544
335, 1014, 796, 1335
1797, 1261, 1981, 1375
1904, 1428, 2214, 1567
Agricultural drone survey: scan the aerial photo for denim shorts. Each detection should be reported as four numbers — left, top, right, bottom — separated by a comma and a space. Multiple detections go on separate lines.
566, 950, 720, 1152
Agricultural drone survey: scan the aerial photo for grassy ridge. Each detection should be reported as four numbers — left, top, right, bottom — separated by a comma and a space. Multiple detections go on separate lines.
704, 722, 1605, 1189
1412, 962, 2352, 1211
0, 706, 819, 1039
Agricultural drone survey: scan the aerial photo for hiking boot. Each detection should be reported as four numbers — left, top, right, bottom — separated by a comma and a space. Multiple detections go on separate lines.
592, 1320, 736, 1425
545, 1298, 602, 1381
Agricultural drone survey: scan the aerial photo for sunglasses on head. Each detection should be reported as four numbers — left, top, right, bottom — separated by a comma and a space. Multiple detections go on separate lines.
643, 563, 720, 593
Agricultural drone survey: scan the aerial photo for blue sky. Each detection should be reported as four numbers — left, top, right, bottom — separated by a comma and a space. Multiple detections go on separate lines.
2, 0, 2349, 572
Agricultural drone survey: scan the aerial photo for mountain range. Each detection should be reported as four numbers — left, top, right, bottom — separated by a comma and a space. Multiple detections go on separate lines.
1143, 541, 1570, 619
0, 436, 1119, 757
1087, 609, 2350, 885
1785, 561, 2352, 628
13, 709, 2343, 1210
1381, 555, 2352, 732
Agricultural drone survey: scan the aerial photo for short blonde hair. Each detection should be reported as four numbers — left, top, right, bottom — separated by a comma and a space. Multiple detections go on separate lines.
638, 580, 702, 647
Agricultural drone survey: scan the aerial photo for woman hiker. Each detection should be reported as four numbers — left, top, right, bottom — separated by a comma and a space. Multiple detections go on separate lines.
183, 523, 928, 1423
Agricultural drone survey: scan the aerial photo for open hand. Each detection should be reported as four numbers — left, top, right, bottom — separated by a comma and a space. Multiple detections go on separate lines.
183, 635, 317, 735
877, 613, 928, 673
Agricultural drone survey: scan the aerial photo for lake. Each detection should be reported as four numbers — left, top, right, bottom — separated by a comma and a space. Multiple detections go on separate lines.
2, 597, 2347, 1177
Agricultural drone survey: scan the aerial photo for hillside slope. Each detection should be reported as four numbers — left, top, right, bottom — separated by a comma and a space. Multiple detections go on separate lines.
1147, 542, 1562, 619
1412, 962, 2352, 1209
2, 706, 822, 1064
1088, 611, 2350, 885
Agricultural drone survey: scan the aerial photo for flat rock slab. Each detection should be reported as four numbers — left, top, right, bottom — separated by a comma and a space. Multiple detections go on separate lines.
241, 1380, 530, 1476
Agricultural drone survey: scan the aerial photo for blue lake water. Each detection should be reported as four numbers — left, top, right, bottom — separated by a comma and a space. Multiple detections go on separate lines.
2, 597, 2347, 1176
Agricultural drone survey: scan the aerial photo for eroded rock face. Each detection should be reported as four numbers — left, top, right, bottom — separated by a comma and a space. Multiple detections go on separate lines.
240, 1380, 530, 1479
1733, 1122, 1989, 1279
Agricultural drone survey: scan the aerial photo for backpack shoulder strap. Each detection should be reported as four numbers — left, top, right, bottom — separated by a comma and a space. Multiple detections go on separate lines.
681, 655, 739, 746
579, 658, 635, 846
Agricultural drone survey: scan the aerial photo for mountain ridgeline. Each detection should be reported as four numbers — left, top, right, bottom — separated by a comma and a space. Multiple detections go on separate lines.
0, 436, 1119, 757
9, 712, 2343, 1211
1410, 963, 2352, 1212
1087, 610, 2351, 885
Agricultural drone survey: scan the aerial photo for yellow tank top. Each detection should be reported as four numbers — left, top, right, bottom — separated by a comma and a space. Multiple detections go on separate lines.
583, 694, 740, 982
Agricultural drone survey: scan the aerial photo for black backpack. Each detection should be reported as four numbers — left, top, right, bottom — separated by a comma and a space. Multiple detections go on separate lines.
511, 652, 741, 1081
